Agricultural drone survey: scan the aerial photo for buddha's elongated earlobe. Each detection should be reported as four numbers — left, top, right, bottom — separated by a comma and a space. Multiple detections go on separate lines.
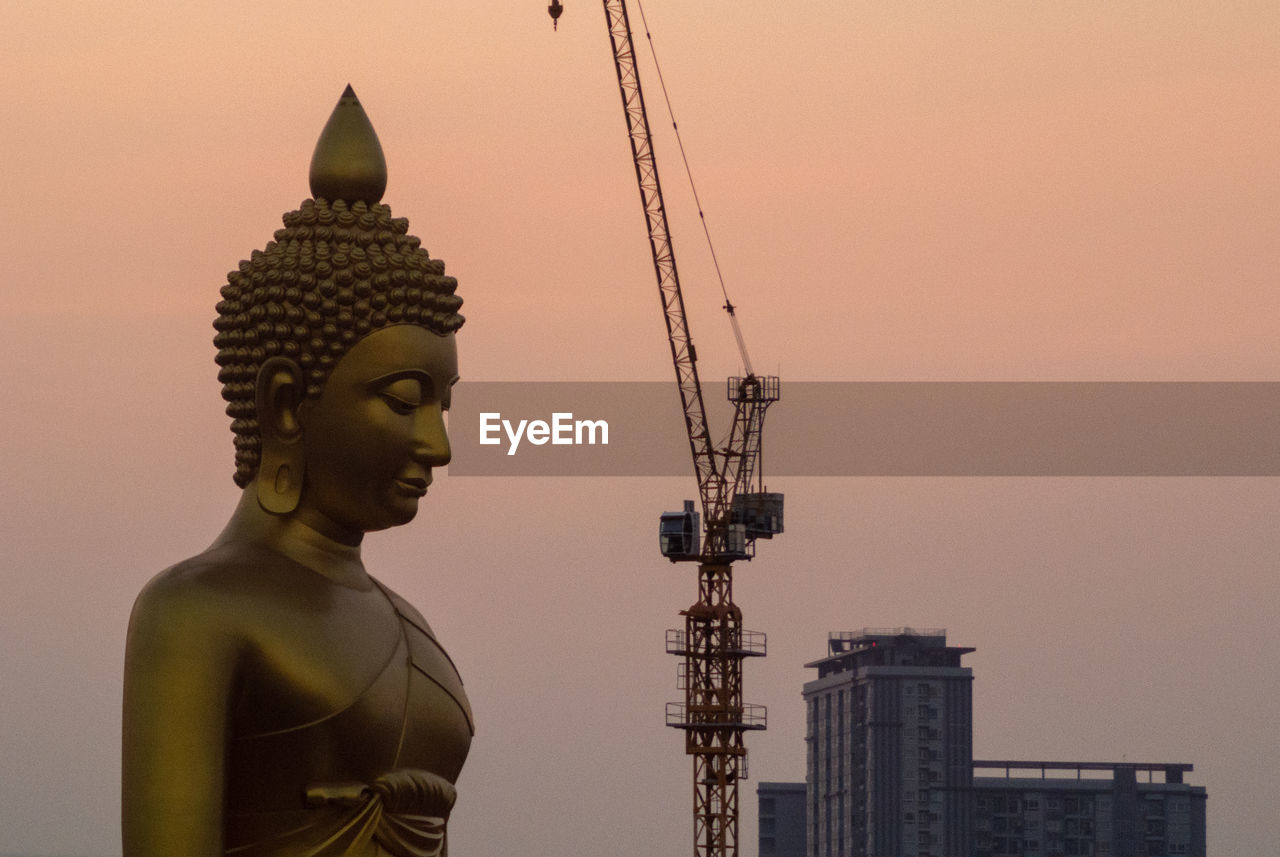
257, 446, 303, 514
255, 357, 306, 515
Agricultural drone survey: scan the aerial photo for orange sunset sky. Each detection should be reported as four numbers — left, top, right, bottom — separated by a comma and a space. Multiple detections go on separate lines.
2, 2, 1279, 856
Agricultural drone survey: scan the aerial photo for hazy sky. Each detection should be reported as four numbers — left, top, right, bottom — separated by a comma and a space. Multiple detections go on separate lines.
2, 2, 1278, 856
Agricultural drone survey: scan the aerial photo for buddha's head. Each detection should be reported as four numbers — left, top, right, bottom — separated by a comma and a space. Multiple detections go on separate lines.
212, 87, 463, 537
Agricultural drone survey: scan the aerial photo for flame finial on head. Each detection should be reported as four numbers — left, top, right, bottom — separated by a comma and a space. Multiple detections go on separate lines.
309, 85, 388, 204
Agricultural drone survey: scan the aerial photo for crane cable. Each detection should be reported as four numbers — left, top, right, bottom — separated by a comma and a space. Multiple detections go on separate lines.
633, 0, 755, 377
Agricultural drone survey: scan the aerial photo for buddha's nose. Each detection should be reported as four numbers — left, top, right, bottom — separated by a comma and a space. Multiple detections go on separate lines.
413, 405, 451, 467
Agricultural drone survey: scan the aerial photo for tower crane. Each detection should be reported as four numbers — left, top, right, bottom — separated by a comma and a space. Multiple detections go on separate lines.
550, 4, 784, 857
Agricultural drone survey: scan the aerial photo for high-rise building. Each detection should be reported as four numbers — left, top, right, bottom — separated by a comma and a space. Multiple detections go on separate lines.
769, 629, 1208, 857
802, 628, 975, 857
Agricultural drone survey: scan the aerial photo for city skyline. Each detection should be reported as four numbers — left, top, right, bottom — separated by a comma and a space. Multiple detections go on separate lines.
788, 628, 1206, 857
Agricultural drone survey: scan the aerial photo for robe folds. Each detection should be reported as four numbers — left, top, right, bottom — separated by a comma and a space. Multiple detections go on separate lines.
224, 582, 473, 857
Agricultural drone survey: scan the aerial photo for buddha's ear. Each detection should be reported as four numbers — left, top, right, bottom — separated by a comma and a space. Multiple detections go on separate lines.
255, 357, 306, 514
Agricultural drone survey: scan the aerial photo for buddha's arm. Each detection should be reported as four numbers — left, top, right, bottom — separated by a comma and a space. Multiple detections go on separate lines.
122, 575, 241, 857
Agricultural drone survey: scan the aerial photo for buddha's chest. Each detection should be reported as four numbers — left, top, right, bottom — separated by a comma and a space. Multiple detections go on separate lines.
225, 584, 472, 812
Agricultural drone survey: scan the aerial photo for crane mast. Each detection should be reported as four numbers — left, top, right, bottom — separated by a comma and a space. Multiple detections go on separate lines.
555, 4, 784, 857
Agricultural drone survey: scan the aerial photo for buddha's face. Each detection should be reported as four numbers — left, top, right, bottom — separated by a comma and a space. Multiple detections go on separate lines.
294, 324, 458, 543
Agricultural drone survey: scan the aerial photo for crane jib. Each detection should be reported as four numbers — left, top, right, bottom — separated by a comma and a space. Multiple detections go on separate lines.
599, 0, 781, 553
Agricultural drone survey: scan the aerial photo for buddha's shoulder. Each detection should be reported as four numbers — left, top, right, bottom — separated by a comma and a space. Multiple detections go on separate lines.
132, 541, 314, 621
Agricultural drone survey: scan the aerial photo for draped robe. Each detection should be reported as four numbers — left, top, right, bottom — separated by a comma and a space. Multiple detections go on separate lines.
222, 580, 473, 857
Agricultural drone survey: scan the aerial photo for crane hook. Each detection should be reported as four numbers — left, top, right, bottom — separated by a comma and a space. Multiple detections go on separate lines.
548, 0, 563, 30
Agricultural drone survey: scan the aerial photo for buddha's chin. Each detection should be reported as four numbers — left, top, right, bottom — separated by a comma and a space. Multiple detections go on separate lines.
395, 503, 421, 526
383, 493, 423, 528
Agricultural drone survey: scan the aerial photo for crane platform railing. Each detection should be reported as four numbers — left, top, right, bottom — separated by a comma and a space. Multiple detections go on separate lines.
666, 628, 767, 657
665, 702, 768, 731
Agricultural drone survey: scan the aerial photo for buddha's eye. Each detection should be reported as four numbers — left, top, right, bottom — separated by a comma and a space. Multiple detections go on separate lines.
379, 378, 425, 414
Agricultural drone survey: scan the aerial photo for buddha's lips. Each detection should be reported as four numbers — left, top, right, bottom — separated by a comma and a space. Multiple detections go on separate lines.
396, 477, 429, 497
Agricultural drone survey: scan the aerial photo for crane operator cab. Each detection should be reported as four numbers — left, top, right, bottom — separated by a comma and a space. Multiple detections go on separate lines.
660, 500, 700, 561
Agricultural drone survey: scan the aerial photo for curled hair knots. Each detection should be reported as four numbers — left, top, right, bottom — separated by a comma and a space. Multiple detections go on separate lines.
213, 197, 465, 487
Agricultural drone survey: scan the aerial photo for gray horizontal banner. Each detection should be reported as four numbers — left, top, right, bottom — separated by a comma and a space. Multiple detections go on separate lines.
447, 382, 1280, 477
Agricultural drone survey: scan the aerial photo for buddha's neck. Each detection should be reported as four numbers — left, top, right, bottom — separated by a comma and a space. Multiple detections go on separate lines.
217, 489, 372, 590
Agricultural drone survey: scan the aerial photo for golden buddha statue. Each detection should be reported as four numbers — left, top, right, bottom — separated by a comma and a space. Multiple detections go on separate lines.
122, 87, 472, 857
